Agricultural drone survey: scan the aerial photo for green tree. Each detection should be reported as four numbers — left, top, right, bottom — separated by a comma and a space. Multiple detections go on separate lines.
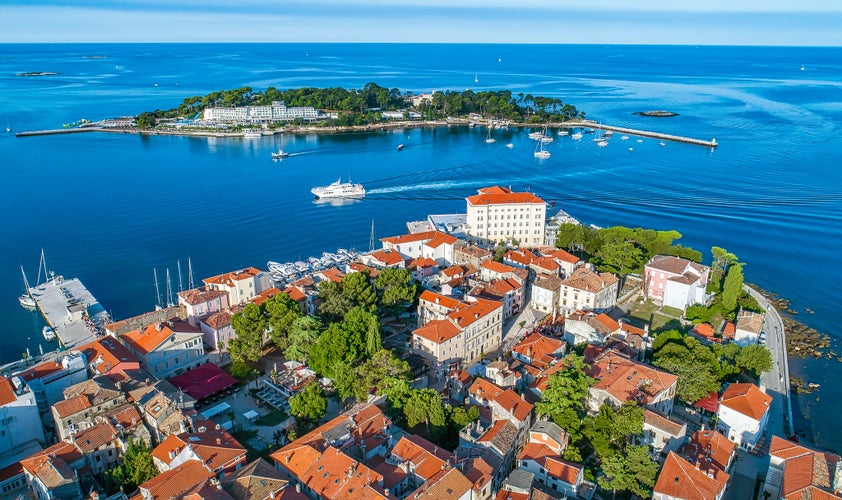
721, 263, 744, 316
535, 354, 594, 440
104, 439, 157, 495
667, 244, 703, 263
342, 271, 378, 312
736, 344, 773, 376
331, 360, 358, 401
284, 316, 323, 362
229, 303, 266, 363
308, 323, 354, 376
317, 280, 353, 323
709, 247, 738, 294
597, 240, 645, 275
448, 405, 480, 429
354, 349, 410, 400
289, 381, 327, 423
381, 377, 413, 413
598, 446, 659, 498
343, 307, 382, 357
404, 388, 447, 440
651, 330, 684, 352
375, 268, 418, 310
135, 111, 156, 129
264, 292, 303, 350
653, 339, 721, 403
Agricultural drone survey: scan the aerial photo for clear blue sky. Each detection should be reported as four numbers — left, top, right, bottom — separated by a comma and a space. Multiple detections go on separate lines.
0, 0, 840, 45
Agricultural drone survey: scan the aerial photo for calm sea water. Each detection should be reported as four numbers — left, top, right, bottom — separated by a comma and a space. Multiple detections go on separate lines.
1, 43, 841, 449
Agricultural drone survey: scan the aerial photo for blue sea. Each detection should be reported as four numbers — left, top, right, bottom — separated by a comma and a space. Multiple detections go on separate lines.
1, 43, 841, 449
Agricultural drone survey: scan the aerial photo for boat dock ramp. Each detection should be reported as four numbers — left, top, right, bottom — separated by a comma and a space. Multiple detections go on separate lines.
559, 120, 717, 148
30, 276, 109, 349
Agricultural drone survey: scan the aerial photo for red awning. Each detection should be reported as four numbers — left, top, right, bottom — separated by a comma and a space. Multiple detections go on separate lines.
168, 363, 238, 401
694, 391, 720, 413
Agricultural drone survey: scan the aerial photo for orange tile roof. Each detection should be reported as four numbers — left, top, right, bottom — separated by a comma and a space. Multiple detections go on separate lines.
105, 403, 143, 430
593, 313, 620, 332
462, 456, 493, 492
53, 394, 91, 418
448, 298, 502, 328
723, 322, 736, 339
79, 337, 140, 375
121, 320, 202, 355
0, 377, 16, 406
203, 267, 261, 286
736, 309, 765, 334
719, 383, 772, 421
280, 445, 385, 500
348, 262, 380, 278
413, 319, 462, 344
644, 409, 686, 437
425, 232, 457, 248
251, 287, 281, 306
153, 428, 246, 471
371, 249, 404, 266
655, 452, 728, 500
512, 333, 565, 367
494, 389, 534, 422
16, 360, 64, 382
539, 247, 581, 264
392, 436, 450, 481
467, 186, 545, 206
561, 267, 618, 292
20, 441, 83, 489
469, 378, 504, 402
153, 434, 186, 465
503, 250, 533, 267
409, 257, 438, 269
769, 436, 842, 500
587, 349, 678, 406
489, 279, 518, 295
407, 467, 472, 500
419, 290, 461, 310
204, 310, 233, 330
139, 459, 213, 499
496, 491, 529, 500
283, 285, 307, 302
686, 429, 735, 473
318, 267, 345, 283
543, 456, 582, 485
621, 322, 647, 337
381, 231, 438, 245
481, 260, 518, 274
73, 422, 118, 453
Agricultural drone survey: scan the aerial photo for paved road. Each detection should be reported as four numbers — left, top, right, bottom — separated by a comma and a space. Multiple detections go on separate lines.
745, 285, 792, 439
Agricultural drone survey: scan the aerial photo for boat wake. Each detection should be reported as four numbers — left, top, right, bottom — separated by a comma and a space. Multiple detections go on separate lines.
367, 180, 480, 195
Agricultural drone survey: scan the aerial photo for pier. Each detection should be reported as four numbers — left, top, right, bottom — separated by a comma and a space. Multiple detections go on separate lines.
15, 127, 103, 137
30, 276, 109, 349
559, 120, 717, 148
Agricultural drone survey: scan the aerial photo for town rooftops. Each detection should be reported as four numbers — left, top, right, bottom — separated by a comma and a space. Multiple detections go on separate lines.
481, 259, 518, 275
121, 319, 202, 354
736, 309, 765, 334
392, 435, 451, 481
448, 298, 502, 328
518, 443, 581, 484
644, 409, 686, 437
646, 255, 708, 276
250, 287, 281, 307
0, 376, 16, 406
178, 287, 228, 306
478, 419, 519, 454
20, 441, 83, 489
467, 186, 545, 206
139, 459, 213, 500
458, 245, 492, 259
203, 310, 233, 330
419, 290, 461, 310
684, 429, 735, 473
587, 349, 678, 406
533, 274, 563, 291
413, 319, 462, 344
273, 445, 386, 499
538, 247, 581, 264
381, 230, 456, 246
62, 375, 123, 406
407, 467, 473, 500
512, 333, 565, 368
719, 383, 772, 420
561, 267, 618, 292
494, 389, 534, 422
203, 267, 262, 286
768, 436, 842, 500
470, 378, 505, 402
73, 421, 119, 453
220, 458, 290, 500
79, 336, 140, 375
655, 451, 729, 500
15, 360, 65, 383
153, 426, 246, 471
370, 249, 405, 266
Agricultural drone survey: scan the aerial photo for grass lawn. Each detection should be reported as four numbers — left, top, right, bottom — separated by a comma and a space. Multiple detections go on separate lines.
628, 300, 685, 333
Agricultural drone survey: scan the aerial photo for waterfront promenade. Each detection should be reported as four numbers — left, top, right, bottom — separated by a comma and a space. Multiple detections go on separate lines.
560, 120, 718, 148
30, 277, 105, 349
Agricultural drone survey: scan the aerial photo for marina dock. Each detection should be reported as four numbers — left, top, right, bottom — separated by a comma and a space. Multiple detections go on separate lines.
15, 128, 103, 137
560, 120, 717, 148
30, 276, 109, 349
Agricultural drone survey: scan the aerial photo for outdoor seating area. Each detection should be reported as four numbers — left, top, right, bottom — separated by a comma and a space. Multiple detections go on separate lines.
255, 385, 288, 411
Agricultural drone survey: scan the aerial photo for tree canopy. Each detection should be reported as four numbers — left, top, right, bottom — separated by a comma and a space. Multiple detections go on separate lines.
375, 268, 418, 310
535, 354, 594, 440
229, 303, 267, 364
289, 381, 327, 423
104, 439, 157, 495
264, 292, 304, 350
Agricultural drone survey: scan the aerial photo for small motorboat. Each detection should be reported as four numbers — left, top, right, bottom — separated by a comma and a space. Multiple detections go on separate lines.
272, 150, 289, 159
397, 144, 405, 151
43, 326, 56, 341
19, 294, 35, 308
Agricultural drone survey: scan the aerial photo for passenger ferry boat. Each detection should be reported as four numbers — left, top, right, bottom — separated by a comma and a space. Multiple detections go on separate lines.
311, 178, 366, 199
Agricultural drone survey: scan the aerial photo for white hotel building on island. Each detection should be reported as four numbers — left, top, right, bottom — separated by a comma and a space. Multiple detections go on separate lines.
465, 186, 547, 247
202, 101, 324, 124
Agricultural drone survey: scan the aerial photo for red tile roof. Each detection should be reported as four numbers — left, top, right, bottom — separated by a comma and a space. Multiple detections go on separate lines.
539, 247, 581, 264
73, 422, 118, 453
251, 287, 281, 306
121, 320, 202, 354
204, 310, 233, 330
409, 257, 438, 269
139, 459, 213, 499
413, 319, 462, 344
686, 429, 735, 473
512, 333, 565, 368
16, 361, 63, 382
392, 436, 450, 481
407, 467, 472, 500
467, 186, 545, 206
719, 383, 771, 421
419, 290, 461, 310
425, 232, 458, 248
448, 298, 502, 328
52, 394, 91, 418
20, 441, 83, 489
155, 427, 246, 472
655, 451, 728, 500
644, 409, 685, 436
370, 249, 404, 266
561, 267, 618, 292
381, 231, 438, 245
178, 288, 228, 306
587, 349, 678, 406
318, 268, 345, 283
494, 389, 534, 422
481, 260, 518, 274
769, 436, 842, 500
79, 337, 141, 375
469, 378, 504, 402
204, 267, 261, 286
0, 377, 16, 406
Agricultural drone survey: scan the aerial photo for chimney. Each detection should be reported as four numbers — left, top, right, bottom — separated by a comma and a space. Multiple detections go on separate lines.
436, 297, 440, 304
295, 483, 301, 493
198, 426, 207, 433
169, 449, 177, 460
156, 323, 163, 332
286, 454, 291, 465
216, 437, 222, 445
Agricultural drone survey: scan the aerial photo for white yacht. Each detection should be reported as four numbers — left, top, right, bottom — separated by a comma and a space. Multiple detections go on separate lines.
534, 141, 551, 159
571, 131, 583, 140
272, 149, 289, 159
311, 178, 366, 199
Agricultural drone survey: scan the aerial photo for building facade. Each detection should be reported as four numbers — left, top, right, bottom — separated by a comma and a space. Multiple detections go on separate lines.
465, 186, 546, 246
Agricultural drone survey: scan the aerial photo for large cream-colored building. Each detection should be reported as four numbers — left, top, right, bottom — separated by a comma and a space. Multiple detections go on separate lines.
466, 186, 546, 246
203, 101, 323, 123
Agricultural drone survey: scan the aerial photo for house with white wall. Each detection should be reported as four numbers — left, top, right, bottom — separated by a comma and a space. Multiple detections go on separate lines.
716, 383, 771, 450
